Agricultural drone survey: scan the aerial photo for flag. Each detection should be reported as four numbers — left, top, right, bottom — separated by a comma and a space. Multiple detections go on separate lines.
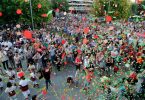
47, 10, 53, 16
142, 5, 145, 9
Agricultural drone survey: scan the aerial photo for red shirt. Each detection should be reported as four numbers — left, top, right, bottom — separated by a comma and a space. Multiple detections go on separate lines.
75, 57, 81, 64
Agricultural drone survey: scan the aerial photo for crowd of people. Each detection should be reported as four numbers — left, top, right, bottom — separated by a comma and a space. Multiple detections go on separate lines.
0, 13, 145, 100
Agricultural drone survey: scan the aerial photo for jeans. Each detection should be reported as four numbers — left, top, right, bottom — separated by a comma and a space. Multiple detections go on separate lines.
9, 59, 15, 68
51, 56, 55, 65
16, 62, 22, 68
2, 60, 9, 70
45, 79, 51, 90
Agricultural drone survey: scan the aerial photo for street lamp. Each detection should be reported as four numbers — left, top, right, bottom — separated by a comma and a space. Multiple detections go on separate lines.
108, 0, 111, 14
29, 0, 34, 30
130, 0, 136, 3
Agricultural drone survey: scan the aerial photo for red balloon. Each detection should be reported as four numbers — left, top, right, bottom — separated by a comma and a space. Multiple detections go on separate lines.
94, 35, 98, 39
64, 62, 67, 65
0, 12, 2, 17
42, 89, 47, 95
31, 38, 35, 43
61, 40, 66, 44
114, 66, 119, 72
77, 49, 81, 54
16, 9, 22, 15
61, 53, 66, 59
129, 72, 137, 80
61, 95, 66, 100
41, 14, 47, 17
82, 17, 87, 21
23, 30, 32, 39
55, 8, 60, 12
37, 4, 42, 9
17, 71, 25, 78
106, 16, 112, 22
136, 32, 145, 38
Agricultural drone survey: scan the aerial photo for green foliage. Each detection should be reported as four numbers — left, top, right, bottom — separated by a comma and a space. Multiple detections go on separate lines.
0, 0, 52, 24
93, 0, 132, 20
131, 0, 145, 15
131, 3, 138, 14
51, 0, 69, 11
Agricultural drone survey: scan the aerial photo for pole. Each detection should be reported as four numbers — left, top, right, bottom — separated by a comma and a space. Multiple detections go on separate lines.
108, 0, 111, 14
29, 0, 34, 30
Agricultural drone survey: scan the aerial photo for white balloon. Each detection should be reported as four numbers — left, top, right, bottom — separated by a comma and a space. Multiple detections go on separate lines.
64, 12, 67, 15
16, 24, 21, 28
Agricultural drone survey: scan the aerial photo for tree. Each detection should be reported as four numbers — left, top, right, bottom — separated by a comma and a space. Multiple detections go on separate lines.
131, 3, 138, 14
131, 0, 145, 15
0, 0, 52, 25
51, 0, 69, 12
92, 0, 132, 19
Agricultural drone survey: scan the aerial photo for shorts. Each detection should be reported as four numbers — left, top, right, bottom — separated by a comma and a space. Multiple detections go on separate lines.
22, 90, 30, 99
76, 65, 81, 70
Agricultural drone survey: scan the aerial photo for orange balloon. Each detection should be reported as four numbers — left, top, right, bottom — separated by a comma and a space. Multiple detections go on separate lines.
137, 57, 143, 64
106, 16, 112, 22
23, 30, 32, 39
83, 38, 88, 44
37, 4, 42, 9
83, 27, 89, 34
41, 14, 47, 17
16, 9, 22, 15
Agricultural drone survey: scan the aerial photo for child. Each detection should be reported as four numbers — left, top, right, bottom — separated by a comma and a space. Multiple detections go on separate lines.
83, 67, 95, 93
5, 82, 17, 100
19, 73, 31, 100
0, 78, 4, 91
6, 67, 16, 85
67, 76, 74, 87
32, 95, 38, 100
75, 69, 80, 87
30, 70, 39, 88
28, 63, 35, 72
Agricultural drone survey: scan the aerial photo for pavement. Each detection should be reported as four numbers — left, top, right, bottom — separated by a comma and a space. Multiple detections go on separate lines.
0, 61, 87, 100
0, 59, 143, 100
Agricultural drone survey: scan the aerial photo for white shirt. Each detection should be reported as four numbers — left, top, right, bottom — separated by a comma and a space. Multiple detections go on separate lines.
30, 73, 35, 78
19, 79, 29, 87
5, 86, 16, 93
0, 81, 3, 87
7, 41, 12, 48
1, 51, 8, 62
14, 55, 21, 64
6, 70, 15, 77
28, 65, 35, 70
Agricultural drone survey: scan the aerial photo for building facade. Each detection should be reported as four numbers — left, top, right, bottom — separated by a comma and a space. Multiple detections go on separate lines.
68, 0, 94, 13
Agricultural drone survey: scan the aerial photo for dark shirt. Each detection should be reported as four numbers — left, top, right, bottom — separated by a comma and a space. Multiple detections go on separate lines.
42, 69, 51, 80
